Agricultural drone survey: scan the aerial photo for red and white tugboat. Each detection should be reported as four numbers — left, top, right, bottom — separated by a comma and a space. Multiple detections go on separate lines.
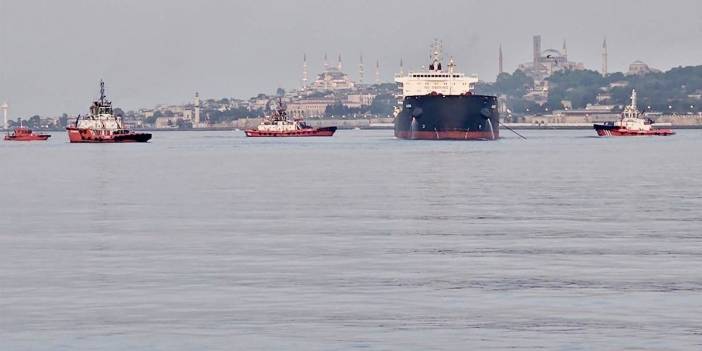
4, 125, 51, 141
66, 80, 152, 143
245, 99, 336, 137
594, 90, 675, 137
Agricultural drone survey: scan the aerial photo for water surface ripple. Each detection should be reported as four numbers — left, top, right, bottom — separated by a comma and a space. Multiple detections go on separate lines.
1, 130, 701, 350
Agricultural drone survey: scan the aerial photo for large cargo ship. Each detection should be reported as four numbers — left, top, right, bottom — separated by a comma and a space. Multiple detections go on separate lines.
394, 42, 499, 140
66, 81, 152, 143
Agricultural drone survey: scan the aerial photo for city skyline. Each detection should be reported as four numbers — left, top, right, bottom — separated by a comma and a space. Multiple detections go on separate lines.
1, 0, 701, 117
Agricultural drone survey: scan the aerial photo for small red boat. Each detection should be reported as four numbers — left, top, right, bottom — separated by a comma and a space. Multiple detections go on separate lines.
66, 80, 152, 143
245, 99, 336, 137
594, 90, 675, 137
4, 127, 51, 141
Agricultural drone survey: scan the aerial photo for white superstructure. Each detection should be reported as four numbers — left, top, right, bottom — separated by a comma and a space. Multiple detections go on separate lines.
613, 90, 652, 131
395, 42, 479, 98
74, 81, 124, 131
256, 100, 310, 132
257, 119, 306, 132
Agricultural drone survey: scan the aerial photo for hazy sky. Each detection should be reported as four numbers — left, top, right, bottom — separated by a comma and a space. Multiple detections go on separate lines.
1, 0, 701, 117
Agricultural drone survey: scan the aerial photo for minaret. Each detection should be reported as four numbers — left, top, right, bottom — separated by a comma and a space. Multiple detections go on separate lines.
533, 35, 541, 67
399, 58, 404, 75
375, 59, 380, 84
358, 54, 365, 85
324, 52, 329, 70
498, 44, 504, 75
193, 92, 201, 127
1, 102, 8, 130
562, 39, 568, 58
602, 37, 608, 76
302, 53, 308, 89
337, 53, 342, 71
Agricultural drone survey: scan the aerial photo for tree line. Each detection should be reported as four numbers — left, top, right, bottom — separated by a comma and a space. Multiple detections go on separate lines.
476, 65, 702, 114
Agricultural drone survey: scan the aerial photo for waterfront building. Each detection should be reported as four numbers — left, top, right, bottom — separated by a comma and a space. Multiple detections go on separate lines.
287, 93, 376, 119
525, 104, 619, 124
346, 94, 374, 108
155, 116, 184, 128
287, 98, 337, 118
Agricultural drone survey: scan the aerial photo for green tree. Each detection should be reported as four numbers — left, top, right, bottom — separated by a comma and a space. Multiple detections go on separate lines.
27, 115, 42, 128
176, 118, 191, 129
58, 113, 69, 128
369, 94, 395, 116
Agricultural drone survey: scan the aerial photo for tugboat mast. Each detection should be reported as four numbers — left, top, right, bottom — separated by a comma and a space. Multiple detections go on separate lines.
622, 89, 639, 120
100, 79, 106, 104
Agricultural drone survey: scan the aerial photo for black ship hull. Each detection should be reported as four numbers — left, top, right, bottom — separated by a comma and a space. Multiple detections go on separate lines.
394, 94, 500, 140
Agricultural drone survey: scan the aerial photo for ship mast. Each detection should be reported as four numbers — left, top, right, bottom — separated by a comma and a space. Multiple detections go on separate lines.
631, 89, 637, 111
448, 57, 455, 94
100, 79, 106, 104
622, 89, 640, 120
429, 39, 443, 71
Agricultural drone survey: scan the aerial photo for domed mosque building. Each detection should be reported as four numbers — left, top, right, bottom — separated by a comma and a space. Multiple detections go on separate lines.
518, 35, 585, 82
308, 54, 355, 91
627, 60, 661, 76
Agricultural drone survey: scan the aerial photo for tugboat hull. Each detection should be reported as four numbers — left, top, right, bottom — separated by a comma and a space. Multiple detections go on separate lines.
394, 95, 500, 140
4, 127, 51, 141
593, 124, 675, 137
66, 127, 152, 143
245, 126, 337, 137
4, 134, 51, 141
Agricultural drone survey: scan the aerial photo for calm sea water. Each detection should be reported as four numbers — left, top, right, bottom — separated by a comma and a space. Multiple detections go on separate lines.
1, 129, 701, 350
